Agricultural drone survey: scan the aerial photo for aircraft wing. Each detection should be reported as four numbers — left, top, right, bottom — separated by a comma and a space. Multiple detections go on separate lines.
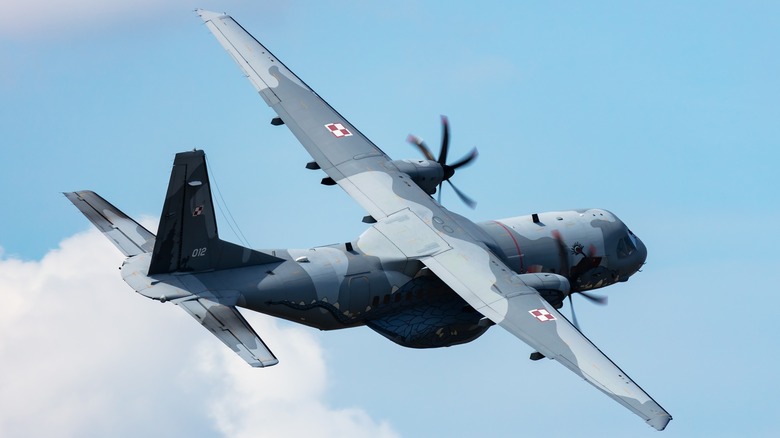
423, 253, 672, 430
198, 10, 671, 429
176, 296, 278, 368
198, 10, 397, 219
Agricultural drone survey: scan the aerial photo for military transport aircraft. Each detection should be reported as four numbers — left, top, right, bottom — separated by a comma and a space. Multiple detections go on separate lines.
65, 10, 671, 431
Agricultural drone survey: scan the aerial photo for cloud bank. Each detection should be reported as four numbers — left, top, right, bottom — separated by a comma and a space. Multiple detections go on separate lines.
0, 230, 398, 437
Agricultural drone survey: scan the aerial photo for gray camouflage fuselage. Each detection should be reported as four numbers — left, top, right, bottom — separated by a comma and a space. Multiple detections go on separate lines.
127, 207, 646, 349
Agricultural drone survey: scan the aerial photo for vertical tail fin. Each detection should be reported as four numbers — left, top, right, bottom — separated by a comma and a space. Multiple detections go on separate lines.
148, 150, 282, 275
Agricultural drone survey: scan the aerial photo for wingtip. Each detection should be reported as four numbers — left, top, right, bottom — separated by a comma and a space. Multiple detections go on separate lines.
264, 358, 280, 367
195, 9, 228, 22
63, 190, 91, 199
647, 413, 672, 431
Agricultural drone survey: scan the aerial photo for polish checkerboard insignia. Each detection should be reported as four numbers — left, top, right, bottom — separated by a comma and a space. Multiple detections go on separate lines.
192, 205, 204, 217
325, 123, 352, 138
529, 308, 556, 322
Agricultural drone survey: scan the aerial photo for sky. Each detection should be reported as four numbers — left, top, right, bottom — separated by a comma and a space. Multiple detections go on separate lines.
1, 1, 779, 437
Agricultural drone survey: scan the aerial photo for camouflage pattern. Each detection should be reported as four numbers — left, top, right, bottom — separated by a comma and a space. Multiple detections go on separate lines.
66, 162, 646, 350
64, 10, 672, 431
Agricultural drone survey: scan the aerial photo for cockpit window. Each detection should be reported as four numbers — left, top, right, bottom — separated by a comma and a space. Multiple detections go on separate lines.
617, 235, 637, 258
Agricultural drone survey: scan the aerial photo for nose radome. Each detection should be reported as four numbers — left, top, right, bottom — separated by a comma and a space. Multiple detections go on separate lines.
637, 236, 647, 264
631, 234, 648, 275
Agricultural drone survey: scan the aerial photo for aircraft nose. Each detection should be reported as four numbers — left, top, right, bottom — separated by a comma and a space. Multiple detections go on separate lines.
615, 229, 647, 282
635, 235, 647, 269
622, 232, 647, 279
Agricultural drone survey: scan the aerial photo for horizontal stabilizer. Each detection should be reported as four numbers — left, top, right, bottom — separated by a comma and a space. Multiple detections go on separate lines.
177, 297, 278, 367
64, 191, 155, 257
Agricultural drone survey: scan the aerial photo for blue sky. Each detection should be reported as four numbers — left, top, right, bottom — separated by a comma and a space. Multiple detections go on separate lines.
1, 1, 779, 437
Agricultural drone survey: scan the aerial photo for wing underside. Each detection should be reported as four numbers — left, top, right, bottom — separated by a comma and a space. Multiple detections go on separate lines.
198, 9, 670, 429
423, 252, 671, 430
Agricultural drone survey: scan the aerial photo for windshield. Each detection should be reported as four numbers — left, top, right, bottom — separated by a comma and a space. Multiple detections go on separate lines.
617, 234, 637, 258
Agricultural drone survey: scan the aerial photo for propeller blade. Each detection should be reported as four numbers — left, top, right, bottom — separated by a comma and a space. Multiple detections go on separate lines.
448, 147, 478, 170
406, 134, 436, 161
568, 295, 581, 331
578, 291, 608, 305
437, 115, 450, 165
551, 230, 570, 279
446, 180, 477, 209
411, 116, 478, 208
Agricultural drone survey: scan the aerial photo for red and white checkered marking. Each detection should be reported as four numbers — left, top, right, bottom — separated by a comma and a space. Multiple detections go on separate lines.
192, 205, 204, 217
325, 123, 352, 138
529, 308, 556, 322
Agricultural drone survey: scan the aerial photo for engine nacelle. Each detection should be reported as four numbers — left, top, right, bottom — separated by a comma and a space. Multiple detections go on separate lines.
516, 273, 570, 309
388, 159, 444, 195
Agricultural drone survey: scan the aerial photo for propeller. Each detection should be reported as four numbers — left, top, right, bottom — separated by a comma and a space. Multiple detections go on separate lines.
568, 295, 580, 330
552, 230, 608, 330
407, 116, 479, 208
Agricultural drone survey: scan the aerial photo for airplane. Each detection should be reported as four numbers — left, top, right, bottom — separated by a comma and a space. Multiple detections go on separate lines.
65, 10, 672, 431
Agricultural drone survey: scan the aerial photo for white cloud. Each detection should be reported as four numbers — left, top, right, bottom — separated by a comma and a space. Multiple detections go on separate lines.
0, 0, 194, 39
0, 230, 398, 437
